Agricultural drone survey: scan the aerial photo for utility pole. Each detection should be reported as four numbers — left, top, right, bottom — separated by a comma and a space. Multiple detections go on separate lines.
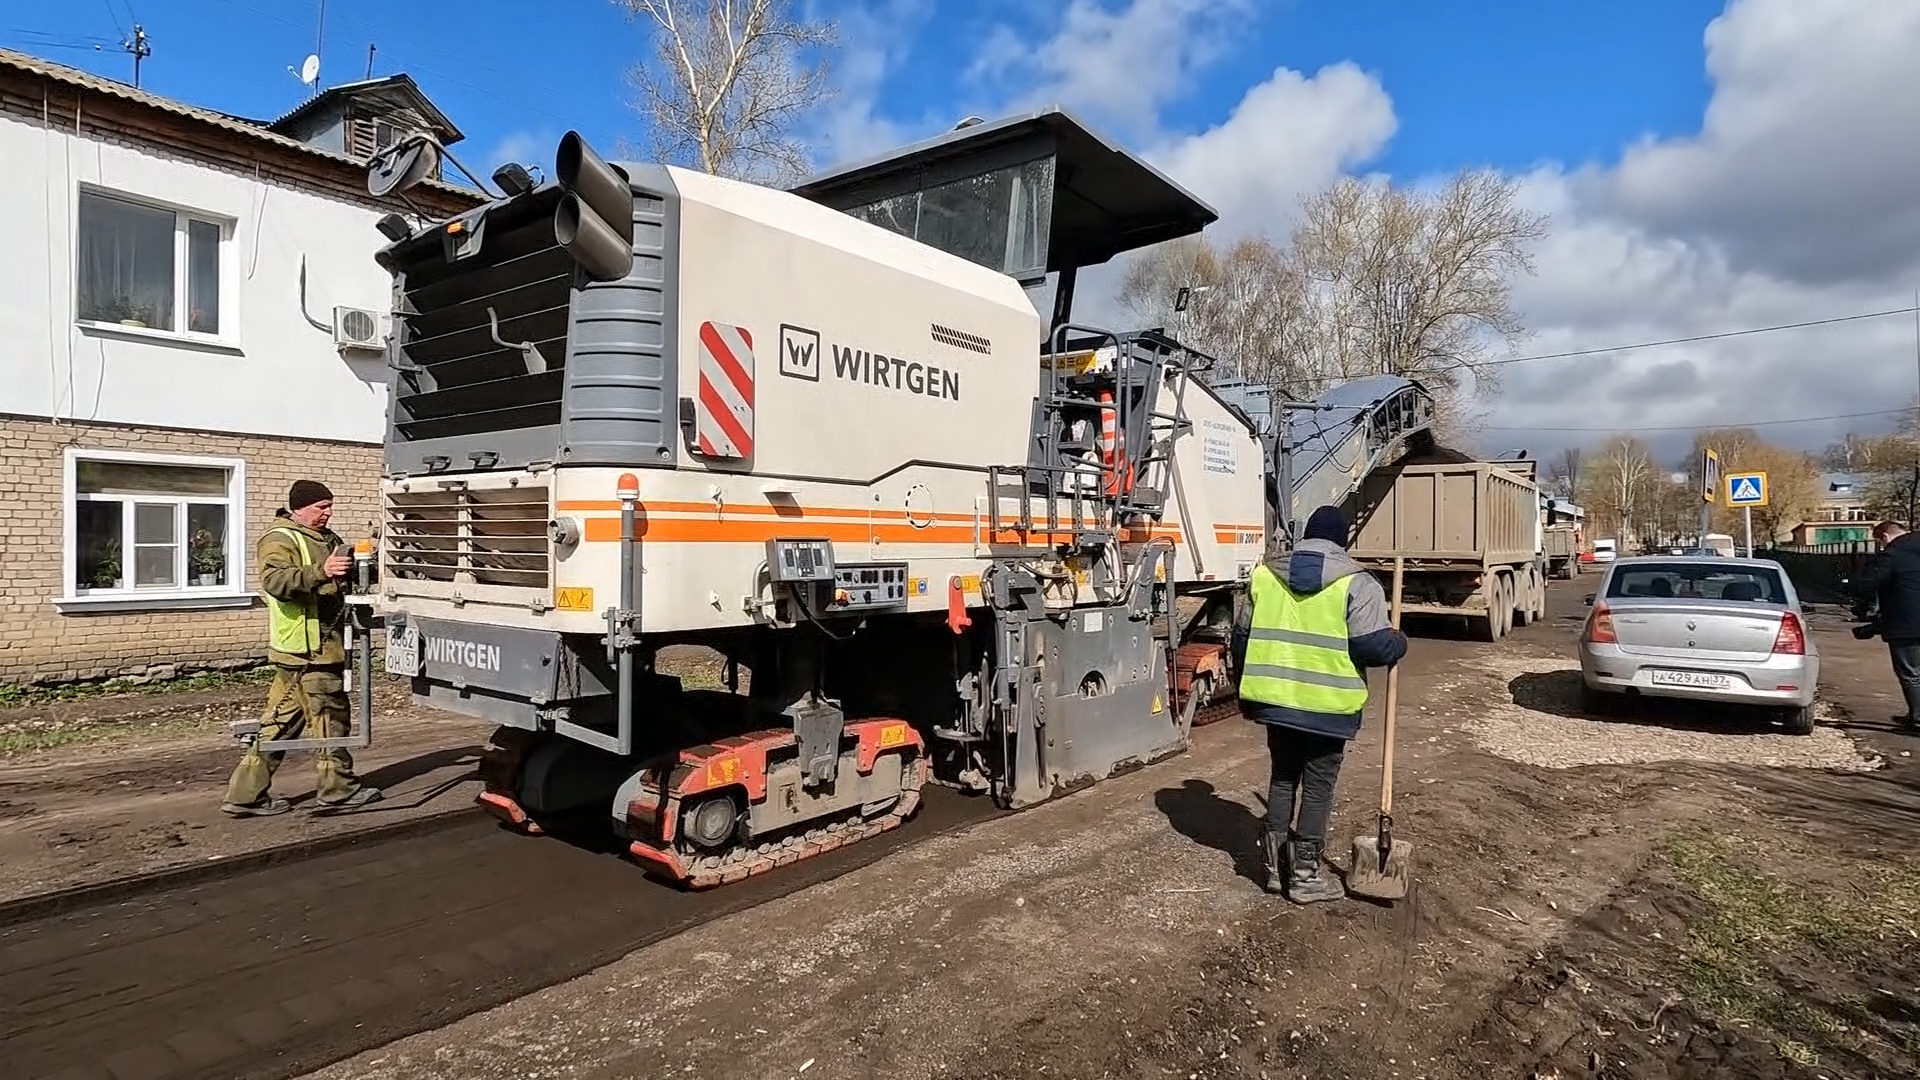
123, 25, 150, 88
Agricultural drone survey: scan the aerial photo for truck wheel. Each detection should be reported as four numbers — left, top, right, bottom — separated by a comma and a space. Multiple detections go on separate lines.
1531, 567, 1547, 620
1513, 570, 1534, 628
1478, 575, 1508, 642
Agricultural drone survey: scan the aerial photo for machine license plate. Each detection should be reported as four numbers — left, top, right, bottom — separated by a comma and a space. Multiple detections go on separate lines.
1650, 669, 1731, 689
385, 621, 420, 677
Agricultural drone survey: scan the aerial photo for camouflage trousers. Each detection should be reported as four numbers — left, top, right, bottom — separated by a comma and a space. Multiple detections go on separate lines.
224, 665, 362, 805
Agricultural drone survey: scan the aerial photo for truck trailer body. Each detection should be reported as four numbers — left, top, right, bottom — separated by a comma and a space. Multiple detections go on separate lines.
1346, 460, 1545, 641
361, 113, 1265, 887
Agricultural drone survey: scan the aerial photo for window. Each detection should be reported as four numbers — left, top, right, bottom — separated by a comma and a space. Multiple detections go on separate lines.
66, 452, 246, 602
1606, 563, 1788, 605
76, 189, 227, 338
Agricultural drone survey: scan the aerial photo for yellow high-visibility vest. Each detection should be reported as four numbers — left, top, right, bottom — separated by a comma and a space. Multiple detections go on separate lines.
264, 528, 321, 657
1238, 563, 1368, 714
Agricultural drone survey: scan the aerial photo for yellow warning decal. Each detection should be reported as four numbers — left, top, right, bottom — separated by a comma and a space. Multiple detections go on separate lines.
705, 756, 741, 786
960, 574, 982, 595
1151, 694, 1165, 714
879, 723, 908, 748
556, 587, 595, 611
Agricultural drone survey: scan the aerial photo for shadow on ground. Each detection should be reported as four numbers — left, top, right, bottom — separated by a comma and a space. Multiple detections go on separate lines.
288, 746, 483, 812
1155, 778, 1268, 887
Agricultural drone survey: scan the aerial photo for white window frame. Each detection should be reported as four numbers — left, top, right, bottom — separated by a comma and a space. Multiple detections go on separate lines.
56, 448, 253, 613
72, 185, 239, 348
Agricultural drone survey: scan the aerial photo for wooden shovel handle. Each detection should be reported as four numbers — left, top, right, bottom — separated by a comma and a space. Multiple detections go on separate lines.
1381, 557, 1404, 817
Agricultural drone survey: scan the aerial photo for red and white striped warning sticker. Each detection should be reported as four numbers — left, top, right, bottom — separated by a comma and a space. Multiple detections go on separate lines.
696, 321, 755, 459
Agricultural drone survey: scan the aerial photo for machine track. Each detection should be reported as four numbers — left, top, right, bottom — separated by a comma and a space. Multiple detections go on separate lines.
668, 752, 930, 889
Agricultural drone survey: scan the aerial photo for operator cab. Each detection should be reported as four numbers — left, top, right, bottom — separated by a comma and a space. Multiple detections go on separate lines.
790, 107, 1217, 332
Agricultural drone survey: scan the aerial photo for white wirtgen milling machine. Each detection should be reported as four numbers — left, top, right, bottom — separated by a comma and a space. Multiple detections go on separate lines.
354, 109, 1268, 887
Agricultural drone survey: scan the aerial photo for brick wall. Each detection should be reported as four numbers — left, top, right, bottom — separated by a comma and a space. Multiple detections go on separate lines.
0, 415, 381, 684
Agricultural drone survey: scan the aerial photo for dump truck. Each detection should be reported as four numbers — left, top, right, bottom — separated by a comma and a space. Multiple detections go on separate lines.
1346, 456, 1544, 641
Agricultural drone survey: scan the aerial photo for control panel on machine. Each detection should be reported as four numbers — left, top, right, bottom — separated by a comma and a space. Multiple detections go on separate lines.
767, 538, 836, 583
827, 563, 909, 612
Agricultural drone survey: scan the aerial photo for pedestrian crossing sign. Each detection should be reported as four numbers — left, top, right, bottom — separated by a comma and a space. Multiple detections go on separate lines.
1725, 471, 1769, 508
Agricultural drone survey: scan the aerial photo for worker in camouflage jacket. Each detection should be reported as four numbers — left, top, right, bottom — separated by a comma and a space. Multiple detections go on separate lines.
1232, 505, 1407, 902
221, 480, 382, 816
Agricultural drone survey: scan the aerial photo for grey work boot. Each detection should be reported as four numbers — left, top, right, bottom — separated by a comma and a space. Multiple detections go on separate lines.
1285, 839, 1346, 905
1260, 831, 1286, 894
314, 785, 383, 811
220, 796, 292, 818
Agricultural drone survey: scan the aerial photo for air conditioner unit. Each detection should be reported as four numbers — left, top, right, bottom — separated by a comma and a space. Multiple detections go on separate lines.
333, 306, 386, 351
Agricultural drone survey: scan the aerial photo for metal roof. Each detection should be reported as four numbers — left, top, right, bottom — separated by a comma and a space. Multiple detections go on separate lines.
0, 48, 477, 201
789, 107, 1219, 273
266, 73, 464, 144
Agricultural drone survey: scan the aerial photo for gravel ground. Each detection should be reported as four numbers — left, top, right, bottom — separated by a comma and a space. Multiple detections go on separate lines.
1437, 651, 1885, 773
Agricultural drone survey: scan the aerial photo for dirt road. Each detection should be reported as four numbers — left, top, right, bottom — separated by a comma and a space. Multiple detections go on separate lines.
5, 579, 1916, 1080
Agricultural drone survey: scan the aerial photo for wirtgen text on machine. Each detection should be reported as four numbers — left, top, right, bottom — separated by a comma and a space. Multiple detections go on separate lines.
831, 344, 962, 401
423, 636, 503, 673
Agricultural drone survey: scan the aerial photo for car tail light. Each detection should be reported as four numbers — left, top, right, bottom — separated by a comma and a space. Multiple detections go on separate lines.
1584, 602, 1617, 644
1772, 611, 1806, 655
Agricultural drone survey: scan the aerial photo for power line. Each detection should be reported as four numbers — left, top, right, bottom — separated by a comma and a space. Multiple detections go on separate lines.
1483, 407, 1910, 434
1480, 305, 1920, 369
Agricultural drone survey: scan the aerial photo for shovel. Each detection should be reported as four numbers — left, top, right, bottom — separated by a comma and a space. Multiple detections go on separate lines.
1347, 556, 1412, 901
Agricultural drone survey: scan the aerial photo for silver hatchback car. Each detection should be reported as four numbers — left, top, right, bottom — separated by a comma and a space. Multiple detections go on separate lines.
1578, 555, 1818, 734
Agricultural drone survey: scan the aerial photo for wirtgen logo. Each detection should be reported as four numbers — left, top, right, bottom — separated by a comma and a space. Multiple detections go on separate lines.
424, 636, 502, 672
779, 323, 821, 381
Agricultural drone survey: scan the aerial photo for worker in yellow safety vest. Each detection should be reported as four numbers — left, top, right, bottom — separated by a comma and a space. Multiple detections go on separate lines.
221, 480, 382, 816
1232, 505, 1407, 903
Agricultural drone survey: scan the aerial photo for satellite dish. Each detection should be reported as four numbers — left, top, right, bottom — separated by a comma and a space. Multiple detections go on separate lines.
299, 54, 320, 85
367, 133, 440, 198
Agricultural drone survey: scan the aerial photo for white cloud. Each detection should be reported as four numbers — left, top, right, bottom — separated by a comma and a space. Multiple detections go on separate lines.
805, 0, 944, 169
483, 130, 557, 174
968, 0, 1259, 142
1147, 62, 1397, 236
1045, 0, 1920, 462
1480, 0, 1920, 461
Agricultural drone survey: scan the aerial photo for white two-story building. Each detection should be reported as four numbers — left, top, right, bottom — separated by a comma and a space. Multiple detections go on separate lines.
0, 50, 480, 684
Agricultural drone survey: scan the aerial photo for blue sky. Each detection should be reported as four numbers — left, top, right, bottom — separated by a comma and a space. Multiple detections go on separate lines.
4, 0, 1720, 182
12, 0, 1912, 460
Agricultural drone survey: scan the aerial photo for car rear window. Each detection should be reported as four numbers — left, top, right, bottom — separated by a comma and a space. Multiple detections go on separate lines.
1605, 563, 1787, 603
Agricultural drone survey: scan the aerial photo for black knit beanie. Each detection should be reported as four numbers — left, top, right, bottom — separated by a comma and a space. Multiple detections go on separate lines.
1302, 505, 1350, 547
288, 480, 334, 511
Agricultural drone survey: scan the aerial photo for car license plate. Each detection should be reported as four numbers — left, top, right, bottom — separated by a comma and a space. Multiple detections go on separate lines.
1649, 669, 1731, 689
385, 621, 420, 677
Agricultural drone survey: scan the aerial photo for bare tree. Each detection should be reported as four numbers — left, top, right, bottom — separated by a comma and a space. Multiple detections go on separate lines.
1546, 446, 1582, 497
1118, 172, 1547, 442
1117, 235, 1309, 388
1579, 435, 1655, 545
616, 0, 837, 183
1285, 172, 1548, 435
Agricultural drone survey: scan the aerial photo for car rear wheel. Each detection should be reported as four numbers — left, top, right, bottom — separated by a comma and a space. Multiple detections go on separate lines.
1781, 704, 1815, 736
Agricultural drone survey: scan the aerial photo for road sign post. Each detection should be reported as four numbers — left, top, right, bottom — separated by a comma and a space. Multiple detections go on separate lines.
1724, 471, 1769, 555
1700, 449, 1721, 545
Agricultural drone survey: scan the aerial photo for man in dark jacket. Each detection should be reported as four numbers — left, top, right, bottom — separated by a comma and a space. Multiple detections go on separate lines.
1870, 520, 1920, 731
1232, 505, 1409, 903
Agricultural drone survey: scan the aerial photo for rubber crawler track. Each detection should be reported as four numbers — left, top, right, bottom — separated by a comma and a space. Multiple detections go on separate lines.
674, 753, 933, 889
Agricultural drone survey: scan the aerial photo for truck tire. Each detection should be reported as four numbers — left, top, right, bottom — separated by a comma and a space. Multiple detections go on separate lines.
1530, 567, 1547, 620
1477, 574, 1508, 642
1513, 568, 1535, 628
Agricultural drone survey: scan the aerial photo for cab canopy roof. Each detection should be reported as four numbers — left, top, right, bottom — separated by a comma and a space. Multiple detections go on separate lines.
790, 107, 1217, 284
